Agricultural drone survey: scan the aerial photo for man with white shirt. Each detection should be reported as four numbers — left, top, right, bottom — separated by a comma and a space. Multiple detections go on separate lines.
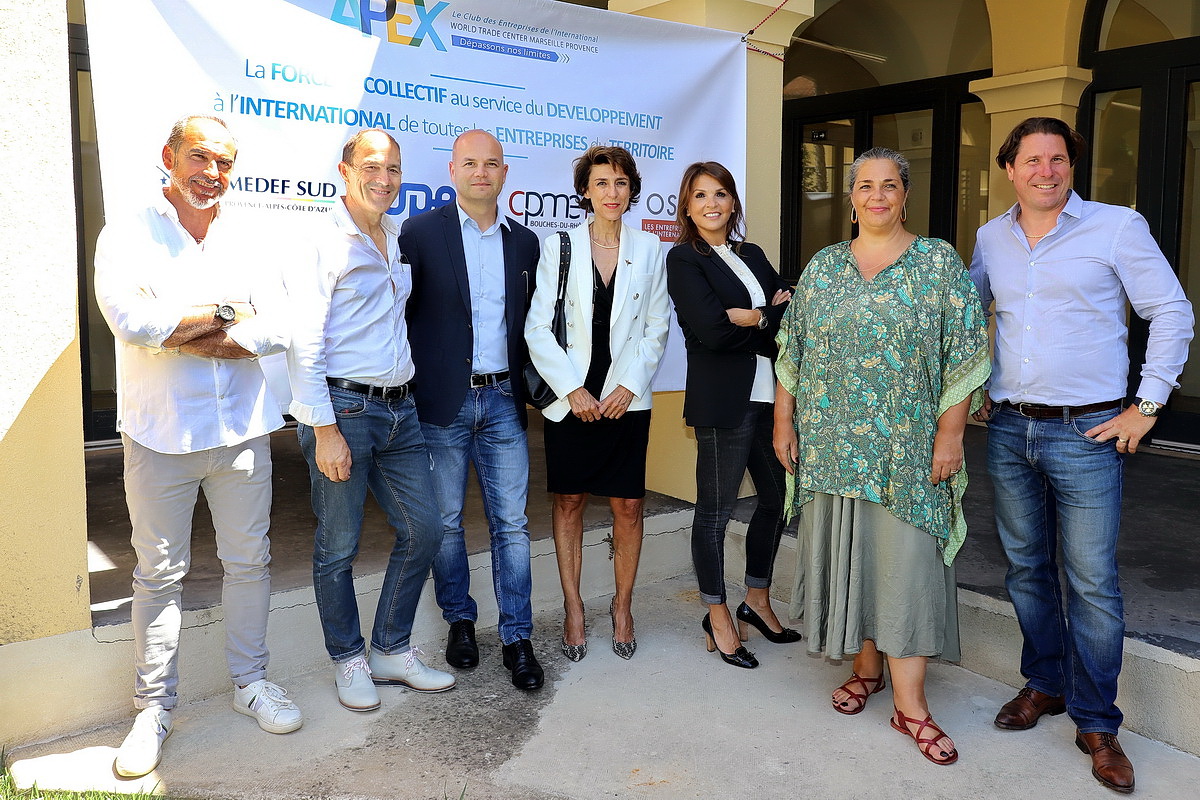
94, 115, 302, 779
970, 117, 1193, 794
287, 129, 454, 712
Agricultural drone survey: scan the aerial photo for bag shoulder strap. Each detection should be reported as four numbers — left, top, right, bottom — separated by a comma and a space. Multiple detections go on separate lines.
556, 231, 571, 301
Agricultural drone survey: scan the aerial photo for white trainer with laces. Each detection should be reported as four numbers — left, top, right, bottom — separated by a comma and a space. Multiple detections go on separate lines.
335, 654, 381, 711
368, 646, 456, 692
114, 706, 172, 778
233, 679, 304, 733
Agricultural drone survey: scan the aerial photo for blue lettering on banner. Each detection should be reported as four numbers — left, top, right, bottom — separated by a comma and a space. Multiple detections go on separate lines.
389, 183, 456, 216
452, 35, 559, 62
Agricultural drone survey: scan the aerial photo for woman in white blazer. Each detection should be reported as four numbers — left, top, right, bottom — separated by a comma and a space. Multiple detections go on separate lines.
524, 146, 670, 663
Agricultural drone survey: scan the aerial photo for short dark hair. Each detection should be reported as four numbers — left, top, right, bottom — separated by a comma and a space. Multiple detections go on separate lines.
572, 146, 641, 213
995, 117, 1087, 169
674, 161, 745, 253
342, 129, 400, 165
165, 115, 234, 156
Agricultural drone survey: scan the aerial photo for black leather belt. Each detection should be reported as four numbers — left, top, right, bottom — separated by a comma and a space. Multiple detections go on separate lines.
327, 377, 411, 401
1001, 400, 1122, 419
470, 370, 509, 388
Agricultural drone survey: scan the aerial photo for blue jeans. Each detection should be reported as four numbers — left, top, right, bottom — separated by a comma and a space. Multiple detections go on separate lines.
987, 405, 1125, 733
422, 379, 533, 645
299, 387, 441, 662
692, 402, 787, 605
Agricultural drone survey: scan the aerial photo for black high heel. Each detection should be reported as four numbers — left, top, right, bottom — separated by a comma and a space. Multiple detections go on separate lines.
701, 613, 758, 669
736, 602, 802, 644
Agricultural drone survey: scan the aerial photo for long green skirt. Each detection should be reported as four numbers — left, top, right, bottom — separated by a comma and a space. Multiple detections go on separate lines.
791, 492, 960, 661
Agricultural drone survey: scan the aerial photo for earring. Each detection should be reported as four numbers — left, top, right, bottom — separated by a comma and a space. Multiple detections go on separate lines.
850, 208, 858, 224
901, 203, 907, 223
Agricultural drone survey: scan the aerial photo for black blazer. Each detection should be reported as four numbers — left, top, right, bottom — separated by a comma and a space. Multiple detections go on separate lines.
666, 240, 791, 429
401, 203, 541, 428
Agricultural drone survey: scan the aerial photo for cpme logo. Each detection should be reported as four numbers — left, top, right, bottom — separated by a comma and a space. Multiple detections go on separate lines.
329, 0, 450, 51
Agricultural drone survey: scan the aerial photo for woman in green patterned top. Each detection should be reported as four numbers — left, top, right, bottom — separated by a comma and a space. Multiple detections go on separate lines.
772, 147, 989, 766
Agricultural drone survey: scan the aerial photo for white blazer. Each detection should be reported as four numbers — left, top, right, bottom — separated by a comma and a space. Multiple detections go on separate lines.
524, 220, 670, 422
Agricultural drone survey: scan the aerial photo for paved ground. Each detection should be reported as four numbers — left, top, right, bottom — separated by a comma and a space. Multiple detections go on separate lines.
10, 575, 1200, 799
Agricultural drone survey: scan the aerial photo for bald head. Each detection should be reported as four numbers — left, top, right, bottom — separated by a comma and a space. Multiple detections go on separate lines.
449, 129, 507, 213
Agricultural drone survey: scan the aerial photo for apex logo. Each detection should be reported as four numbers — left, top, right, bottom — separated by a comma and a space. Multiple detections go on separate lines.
330, 0, 450, 51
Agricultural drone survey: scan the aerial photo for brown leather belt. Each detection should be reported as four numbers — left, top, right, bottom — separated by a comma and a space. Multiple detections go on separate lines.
1001, 400, 1122, 419
470, 370, 510, 388
327, 377, 411, 401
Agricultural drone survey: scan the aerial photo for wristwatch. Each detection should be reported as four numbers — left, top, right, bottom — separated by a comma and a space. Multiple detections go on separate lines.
215, 304, 236, 323
755, 308, 768, 330
1136, 398, 1162, 417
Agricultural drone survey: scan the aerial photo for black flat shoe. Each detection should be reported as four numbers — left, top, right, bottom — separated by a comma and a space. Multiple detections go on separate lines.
502, 639, 545, 690
701, 613, 758, 669
445, 620, 479, 668
736, 602, 802, 644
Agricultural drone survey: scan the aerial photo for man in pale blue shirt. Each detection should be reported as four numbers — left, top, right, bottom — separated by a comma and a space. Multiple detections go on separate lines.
401, 130, 544, 690
970, 117, 1193, 794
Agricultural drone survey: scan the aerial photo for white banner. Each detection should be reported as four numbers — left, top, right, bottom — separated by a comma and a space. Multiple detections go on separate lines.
87, 0, 748, 392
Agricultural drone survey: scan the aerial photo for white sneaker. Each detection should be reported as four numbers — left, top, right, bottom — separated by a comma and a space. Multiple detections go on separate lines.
113, 706, 171, 778
233, 679, 303, 734
335, 655, 381, 711
369, 646, 456, 692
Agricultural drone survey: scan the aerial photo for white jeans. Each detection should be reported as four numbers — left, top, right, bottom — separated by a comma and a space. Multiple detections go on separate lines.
122, 434, 273, 709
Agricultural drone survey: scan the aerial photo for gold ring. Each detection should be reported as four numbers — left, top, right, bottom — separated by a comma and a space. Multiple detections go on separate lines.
1118, 437, 1128, 443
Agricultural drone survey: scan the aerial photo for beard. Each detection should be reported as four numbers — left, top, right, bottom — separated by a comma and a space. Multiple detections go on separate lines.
172, 173, 225, 209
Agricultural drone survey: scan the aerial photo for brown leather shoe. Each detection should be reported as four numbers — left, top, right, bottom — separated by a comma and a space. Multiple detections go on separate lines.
1076, 731, 1135, 793
994, 687, 1067, 730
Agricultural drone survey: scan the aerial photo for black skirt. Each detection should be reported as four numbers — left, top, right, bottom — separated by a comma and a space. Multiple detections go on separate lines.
544, 409, 651, 498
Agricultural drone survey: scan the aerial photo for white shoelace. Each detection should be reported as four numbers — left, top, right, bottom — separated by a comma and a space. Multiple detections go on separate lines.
248, 681, 297, 714
403, 646, 427, 670
341, 656, 373, 681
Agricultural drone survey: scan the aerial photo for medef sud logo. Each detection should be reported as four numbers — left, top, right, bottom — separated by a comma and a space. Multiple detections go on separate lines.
329, 0, 450, 50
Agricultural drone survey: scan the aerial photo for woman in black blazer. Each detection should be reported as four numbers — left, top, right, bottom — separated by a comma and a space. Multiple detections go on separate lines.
666, 162, 798, 669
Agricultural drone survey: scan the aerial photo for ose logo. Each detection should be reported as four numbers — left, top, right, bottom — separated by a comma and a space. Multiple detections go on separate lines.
330, 0, 450, 51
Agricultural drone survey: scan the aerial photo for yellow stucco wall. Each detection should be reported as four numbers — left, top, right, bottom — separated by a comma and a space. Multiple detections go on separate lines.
0, 3, 91, 645
0, 349, 92, 642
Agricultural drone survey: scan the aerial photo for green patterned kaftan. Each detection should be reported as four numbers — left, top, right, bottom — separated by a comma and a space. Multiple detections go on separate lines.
775, 236, 990, 565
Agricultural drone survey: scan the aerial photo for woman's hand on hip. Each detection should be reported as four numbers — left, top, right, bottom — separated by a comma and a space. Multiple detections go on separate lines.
598, 385, 635, 419
567, 387, 602, 422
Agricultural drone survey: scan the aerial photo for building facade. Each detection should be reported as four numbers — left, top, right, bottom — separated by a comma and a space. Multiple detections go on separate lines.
2, 0, 1197, 749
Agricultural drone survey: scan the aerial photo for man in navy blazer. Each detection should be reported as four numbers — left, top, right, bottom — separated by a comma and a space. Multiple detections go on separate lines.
401, 130, 544, 690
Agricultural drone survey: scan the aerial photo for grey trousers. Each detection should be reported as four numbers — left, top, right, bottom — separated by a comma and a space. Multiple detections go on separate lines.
122, 434, 273, 709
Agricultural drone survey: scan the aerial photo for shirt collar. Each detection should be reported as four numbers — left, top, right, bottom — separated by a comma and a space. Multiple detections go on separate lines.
332, 196, 399, 239
154, 187, 223, 226
456, 202, 508, 236
1004, 190, 1083, 225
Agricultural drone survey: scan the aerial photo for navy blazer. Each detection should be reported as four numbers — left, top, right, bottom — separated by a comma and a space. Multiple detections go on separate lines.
401, 203, 541, 428
666, 240, 791, 429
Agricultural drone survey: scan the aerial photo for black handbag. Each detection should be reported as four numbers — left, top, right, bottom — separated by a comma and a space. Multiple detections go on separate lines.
523, 231, 571, 410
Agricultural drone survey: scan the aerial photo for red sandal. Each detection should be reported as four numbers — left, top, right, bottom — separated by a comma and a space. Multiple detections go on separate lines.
890, 707, 958, 765
832, 672, 886, 715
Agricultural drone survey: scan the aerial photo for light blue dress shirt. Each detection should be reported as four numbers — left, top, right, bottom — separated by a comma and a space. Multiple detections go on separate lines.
970, 191, 1193, 406
457, 203, 509, 374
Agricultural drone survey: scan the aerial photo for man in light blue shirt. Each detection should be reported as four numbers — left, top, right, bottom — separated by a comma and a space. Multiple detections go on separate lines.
401, 130, 544, 690
970, 116, 1193, 794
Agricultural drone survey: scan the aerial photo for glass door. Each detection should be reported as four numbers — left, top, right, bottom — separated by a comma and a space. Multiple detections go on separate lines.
797, 119, 856, 268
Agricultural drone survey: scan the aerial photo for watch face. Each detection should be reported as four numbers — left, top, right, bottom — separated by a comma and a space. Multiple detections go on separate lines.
1138, 399, 1159, 417
217, 304, 236, 322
